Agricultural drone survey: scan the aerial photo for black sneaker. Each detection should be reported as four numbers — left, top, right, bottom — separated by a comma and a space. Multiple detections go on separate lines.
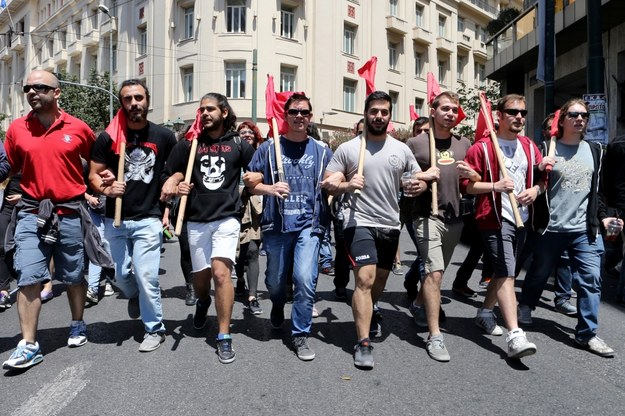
292, 335, 315, 361
333, 287, 347, 300
0, 293, 13, 309
193, 297, 212, 329
216, 336, 236, 364
185, 284, 197, 306
127, 297, 140, 319
247, 297, 263, 315
353, 339, 374, 369
235, 280, 248, 297
270, 304, 284, 329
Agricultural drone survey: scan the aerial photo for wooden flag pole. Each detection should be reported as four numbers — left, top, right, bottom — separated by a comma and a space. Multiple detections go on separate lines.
428, 116, 439, 216
174, 138, 199, 236
113, 142, 126, 228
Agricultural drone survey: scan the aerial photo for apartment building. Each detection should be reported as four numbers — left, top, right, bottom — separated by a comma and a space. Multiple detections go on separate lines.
1, 0, 520, 136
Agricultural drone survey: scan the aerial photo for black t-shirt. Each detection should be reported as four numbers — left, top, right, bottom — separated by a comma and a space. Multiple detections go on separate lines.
165, 130, 255, 223
91, 121, 177, 220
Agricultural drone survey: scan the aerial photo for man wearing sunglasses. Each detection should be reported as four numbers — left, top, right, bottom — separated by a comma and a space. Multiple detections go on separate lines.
3, 70, 97, 370
246, 93, 332, 361
462, 94, 544, 360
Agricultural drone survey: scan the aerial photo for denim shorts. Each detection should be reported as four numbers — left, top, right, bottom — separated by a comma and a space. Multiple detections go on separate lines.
481, 219, 527, 278
14, 211, 84, 286
343, 226, 400, 270
187, 216, 241, 272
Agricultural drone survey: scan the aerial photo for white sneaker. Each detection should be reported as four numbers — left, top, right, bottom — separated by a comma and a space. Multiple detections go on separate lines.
104, 282, 115, 296
312, 305, 319, 318
506, 328, 537, 359
475, 308, 503, 336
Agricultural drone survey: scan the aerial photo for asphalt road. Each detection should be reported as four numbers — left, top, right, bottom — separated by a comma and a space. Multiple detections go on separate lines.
1, 229, 624, 416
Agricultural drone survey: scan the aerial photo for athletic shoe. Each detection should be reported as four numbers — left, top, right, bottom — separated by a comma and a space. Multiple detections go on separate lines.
185, 284, 197, 306
216, 336, 236, 364
320, 267, 335, 276
40, 290, 53, 302
67, 320, 88, 348
139, 332, 165, 352
247, 297, 263, 315
85, 289, 99, 305
554, 300, 577, 316
193, 297, 211, 330
0, 293, 12, 309
408, 302, 428, 328
312, 305, 319, 318
353, 339, 374, 369
333, 287, 347, 300
517, 304, 533, 325
475, 308, 503, 336
426, 334, 450, 362
2, 340, 44, 370
127, 297, 140, 319
574, 336, 615, 358
370, 308, 383, 339
478, 277, 491, 289
506, 328, 537, 359
452, 285, 477, 298
270, 304, 285, 329
103, 282, 115, 296
292, 336, 315, 361
392, 262, 404, 276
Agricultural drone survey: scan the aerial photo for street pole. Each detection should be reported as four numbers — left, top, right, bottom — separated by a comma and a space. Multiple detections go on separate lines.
98, 4, 114, 122
252, 49, 257, 123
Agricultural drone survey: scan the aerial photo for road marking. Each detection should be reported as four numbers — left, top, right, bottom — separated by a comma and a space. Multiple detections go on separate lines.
11, 362, 92, 416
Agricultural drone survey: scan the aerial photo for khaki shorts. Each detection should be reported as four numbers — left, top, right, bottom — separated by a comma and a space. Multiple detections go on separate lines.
413, 216, 463, 275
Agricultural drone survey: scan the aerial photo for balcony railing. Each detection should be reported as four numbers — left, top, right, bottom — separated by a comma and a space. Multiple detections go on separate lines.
467, 0, 498, 15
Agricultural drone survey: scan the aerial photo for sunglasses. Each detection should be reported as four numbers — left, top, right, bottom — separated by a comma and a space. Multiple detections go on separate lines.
566, 111, 590, 119
287, 109, 311, 116
502, 108, 528, 117
23, 84, 56, 94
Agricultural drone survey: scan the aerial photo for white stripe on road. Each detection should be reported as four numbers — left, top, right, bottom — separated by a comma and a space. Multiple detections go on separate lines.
11, 362, 92, 416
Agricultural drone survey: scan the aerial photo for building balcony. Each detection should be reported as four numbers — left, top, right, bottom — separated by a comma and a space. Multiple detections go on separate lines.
68, 41, 83, 57
10, 35, 26, 52
1, 46, 11, 61
82, 30, 100, 47
436, 37, 455, 54
473, 39, 488, 60
41, 57, 55, 71
386, 15, 408, 35
457, 33, 472, 52
54, 49, 68, 65
412, 27, 432, 45
100, 18, 117, 38
459, 0, 498, 20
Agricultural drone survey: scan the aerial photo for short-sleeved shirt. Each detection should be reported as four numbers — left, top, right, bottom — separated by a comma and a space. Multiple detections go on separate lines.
499, 137, 529, 224
91, 121, 176, 220
326, 135, 420, 230
5, 110, 95, 202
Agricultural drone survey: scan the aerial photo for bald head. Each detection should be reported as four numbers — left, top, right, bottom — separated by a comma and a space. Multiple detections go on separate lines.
26, 70, 60, 89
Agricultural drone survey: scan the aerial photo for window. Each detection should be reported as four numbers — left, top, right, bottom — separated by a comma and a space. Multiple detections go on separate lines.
390, 91, 399, 120
457, 17, 465, 33
225, 62, 246, 98
475, 25, 486, 44
73, 21, 81, 40
184, 6, 194, 39
138, 26, 147, 56
343, 79, 356, 112
59, 31, 66, 49
343, 24, 356, 55
457, 56, 465, 81
110, 0, 117, 17
227, 0, 246, 33
415, 51, 424, 78
47, 39, 54, 58
414, 97, 424, 116
438, 60, 447, 85
281, 6, 295, 39
388, 42, 398, 70
389, 0, 398, 16
280, 66, 296, 92
438, 15, 447, 38
182, 66, 193, 102
475, 63, 486, 86
415, 4, 424, 27
112, 42, 118, 71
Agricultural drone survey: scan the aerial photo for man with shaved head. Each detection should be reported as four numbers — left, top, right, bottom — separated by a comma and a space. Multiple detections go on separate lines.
3, 70, 97, 370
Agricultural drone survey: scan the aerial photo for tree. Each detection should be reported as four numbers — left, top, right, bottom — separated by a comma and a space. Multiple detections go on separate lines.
0, 113, 6, 142
456, 81, 501, 141
486, 8, 521, 36
58, 68, 119, 132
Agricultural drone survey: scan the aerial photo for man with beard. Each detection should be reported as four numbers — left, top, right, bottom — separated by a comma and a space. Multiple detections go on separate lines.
89, 79, 176, 352
321, 91, 428, 369
245, 93, 332, 361
161, 93, 254, 363
3, 70, 93, 369
406, 91, 471, 362
462, 94, 541, 360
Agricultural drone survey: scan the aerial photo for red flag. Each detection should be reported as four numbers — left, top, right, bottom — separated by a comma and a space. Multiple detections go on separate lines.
549, 109, 561, 137
456, 106, 466, 126
409, 104, 419, 121
185, 109, 203, 141
426, 72, 441, 105
265, 74, 302, 138
357, 56, 378, 96
105, 109, 128, 155
475, 91, 494, 140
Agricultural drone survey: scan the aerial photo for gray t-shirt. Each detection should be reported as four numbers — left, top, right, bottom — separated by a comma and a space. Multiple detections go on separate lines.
547, 140, 593, 232
326, 135, 421, 230
499, 138, 529, 224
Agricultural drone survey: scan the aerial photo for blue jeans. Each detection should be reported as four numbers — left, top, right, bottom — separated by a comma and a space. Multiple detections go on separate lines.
264, 227, 320, 336
553, 251, 574, 304
520, 231, 604, 342
105, 217, 164, 334
87, 210, 110, 291
318, 226, 333, 269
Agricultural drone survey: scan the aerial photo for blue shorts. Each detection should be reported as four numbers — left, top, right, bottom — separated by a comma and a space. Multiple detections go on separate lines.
14, 211, 85, 286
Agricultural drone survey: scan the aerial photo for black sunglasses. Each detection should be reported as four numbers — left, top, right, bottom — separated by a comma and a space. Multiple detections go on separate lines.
502, 108, 528, 117
23, 84, 56, 94
566, 111, 590, 119
287, 109, 311, 116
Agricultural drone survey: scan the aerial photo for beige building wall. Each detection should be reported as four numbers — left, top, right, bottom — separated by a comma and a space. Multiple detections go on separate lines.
1, 0, 520, 136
